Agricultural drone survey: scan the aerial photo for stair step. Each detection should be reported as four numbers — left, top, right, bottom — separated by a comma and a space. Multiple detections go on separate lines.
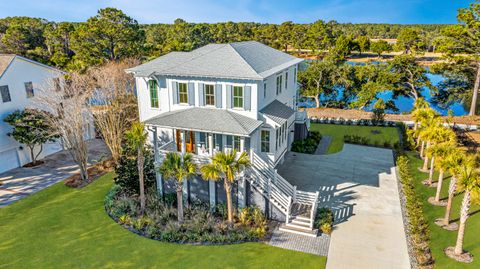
292, 215, 310, 222
290, 218, 311, 227
279, 224, 318, 237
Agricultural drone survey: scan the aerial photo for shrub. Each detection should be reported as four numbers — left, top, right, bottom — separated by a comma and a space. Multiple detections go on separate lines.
320, 223, 332, 234
315, 207, 334, 234
114, 147, 156, 194
397, 156, 433, 266
163, 192, 177, 206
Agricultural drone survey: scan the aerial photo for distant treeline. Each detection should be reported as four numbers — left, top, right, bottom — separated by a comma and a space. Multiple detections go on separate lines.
0, 8, 451, 71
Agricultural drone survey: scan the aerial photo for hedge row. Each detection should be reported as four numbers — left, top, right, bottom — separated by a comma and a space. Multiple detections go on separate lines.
397, 156, 434, 268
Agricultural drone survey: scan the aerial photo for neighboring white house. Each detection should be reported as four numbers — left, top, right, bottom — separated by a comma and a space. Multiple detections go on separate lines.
127, 41, 319, 236
0, 55, 94, 173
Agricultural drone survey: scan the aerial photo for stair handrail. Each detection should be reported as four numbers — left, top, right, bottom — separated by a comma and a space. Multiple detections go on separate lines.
309, 191, 320, 229
285, 196, 293, 224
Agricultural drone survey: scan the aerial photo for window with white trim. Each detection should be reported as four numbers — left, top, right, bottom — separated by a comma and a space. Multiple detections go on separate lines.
178, 82, 188, 104
205, 84, 215, 106
148, 80, 159, 108
0, 85, 11, 103
285, 72, 288, 89
25, 82, 34, 98
263, 82, 267, 99
233, 136, 241, 151
261, 130, 270, 152
233, 86, 243, 108
276, 75, 282, 95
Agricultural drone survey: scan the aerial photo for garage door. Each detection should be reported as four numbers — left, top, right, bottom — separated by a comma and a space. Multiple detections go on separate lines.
0, 149, 20, 174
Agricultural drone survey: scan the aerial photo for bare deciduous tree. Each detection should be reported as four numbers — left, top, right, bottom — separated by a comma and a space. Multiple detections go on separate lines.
35, 73, 93, 182
88, 59, 139, 164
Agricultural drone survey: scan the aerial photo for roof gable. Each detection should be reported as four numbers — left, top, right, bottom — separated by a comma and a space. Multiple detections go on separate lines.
0, 55, 16, 78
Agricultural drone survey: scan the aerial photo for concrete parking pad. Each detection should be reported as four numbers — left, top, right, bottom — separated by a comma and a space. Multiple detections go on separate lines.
0, 139, 110, 207
277, 144, 410, 269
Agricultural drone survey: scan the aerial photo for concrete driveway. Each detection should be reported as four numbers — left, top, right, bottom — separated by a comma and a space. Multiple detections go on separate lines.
277, 144, 410, 269
0, 139, 110, 207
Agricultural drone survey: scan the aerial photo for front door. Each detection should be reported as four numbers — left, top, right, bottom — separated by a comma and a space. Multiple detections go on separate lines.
176, 130, 195, 153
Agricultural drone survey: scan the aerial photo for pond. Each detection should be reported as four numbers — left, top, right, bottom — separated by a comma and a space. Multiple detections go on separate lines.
297, 61, 469, 116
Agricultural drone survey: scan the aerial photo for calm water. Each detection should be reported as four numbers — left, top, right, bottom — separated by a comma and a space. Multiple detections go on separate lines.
298, 61, 468, 116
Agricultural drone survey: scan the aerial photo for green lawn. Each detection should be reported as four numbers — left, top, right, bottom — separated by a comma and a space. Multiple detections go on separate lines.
310, 123, 400, 154
0, 173, 326, 269
406, 153, 480, 269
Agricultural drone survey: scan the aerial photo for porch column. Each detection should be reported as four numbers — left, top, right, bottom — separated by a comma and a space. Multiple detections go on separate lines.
208, 133, 214, 156
240, 137, 245, 152
180, 131, 186, 154
153, 127, 164, 199
209, 180, 216, 211
222, 135, 227, 153
153, 127, 159, 162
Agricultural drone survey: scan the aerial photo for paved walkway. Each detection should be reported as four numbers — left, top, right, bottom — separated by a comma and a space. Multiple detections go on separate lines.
277, 144, 410, 269
314, 135, 332, 155
268, 227, 330, 256
0, 139, 110, 207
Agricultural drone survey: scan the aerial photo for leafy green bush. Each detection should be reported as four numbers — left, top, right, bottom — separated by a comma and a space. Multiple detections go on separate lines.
315, 207, 334, 234
106, 188, 269, 244
114, 147, 156, 194
291, 131, 322, 154
397, 156, 433, 266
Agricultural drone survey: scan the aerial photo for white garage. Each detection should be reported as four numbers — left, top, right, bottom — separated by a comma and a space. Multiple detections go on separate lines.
0, 148, 20, 174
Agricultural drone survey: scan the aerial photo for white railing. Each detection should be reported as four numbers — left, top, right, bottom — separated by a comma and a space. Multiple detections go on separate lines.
295, 110, 307, 122
309, 191, 320, 228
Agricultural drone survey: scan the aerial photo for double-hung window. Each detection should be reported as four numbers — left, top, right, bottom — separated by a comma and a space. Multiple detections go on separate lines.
233, 86, 243, 108
178, 82, 188, 104
263, 82, 267, 99
285, 72, 288, 89
148, 80, 159, 108
261, 130, 270, 152
276, 75, 282, 95
25, 82, 34, 98
233, 136, 241, 151
205, 84, 215, 106
0, 85, 11, 103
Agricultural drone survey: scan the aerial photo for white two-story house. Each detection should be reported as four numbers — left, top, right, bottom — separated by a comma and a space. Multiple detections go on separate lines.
127, 41, 308, 165
128, 41, 318, 235
0, 55, 65, 173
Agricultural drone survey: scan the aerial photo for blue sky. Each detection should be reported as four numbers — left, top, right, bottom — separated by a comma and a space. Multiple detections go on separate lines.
0, 0, 474, 24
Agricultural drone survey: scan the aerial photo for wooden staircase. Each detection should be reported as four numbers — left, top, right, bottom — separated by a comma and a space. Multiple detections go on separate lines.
248, 151, 320, 237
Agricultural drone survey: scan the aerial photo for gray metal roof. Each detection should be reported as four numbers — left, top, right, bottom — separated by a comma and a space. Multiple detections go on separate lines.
144, 107, 263, 136
260, 100, 295, 125
127, 41, 303, 80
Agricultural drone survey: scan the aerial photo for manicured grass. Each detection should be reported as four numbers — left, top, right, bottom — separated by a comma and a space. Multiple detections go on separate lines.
405, 153, 480, 268
310, 123, 399, 154
0, 173, 326, 269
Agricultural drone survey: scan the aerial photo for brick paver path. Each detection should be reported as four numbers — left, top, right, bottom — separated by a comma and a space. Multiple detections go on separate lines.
268, 228, 330, 256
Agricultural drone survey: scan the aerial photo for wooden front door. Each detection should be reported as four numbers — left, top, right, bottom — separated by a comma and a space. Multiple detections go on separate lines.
176, 130, 195, 153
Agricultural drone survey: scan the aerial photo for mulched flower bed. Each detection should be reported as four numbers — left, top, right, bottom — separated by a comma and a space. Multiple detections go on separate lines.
65, 159, 115, 188
104, 185, 270, 245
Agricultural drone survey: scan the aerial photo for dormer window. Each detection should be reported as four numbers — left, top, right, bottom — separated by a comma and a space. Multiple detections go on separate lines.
178, 82, 188, 104
205, 84, 215, 106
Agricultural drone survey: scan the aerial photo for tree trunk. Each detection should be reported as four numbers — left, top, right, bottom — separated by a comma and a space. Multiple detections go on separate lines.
469, 63, 480, 116
29, 145, 36, 165
224, 180, 234, 224
79, 162, 88, 182
428, 156, 435, 185
176, 185, 184, 223
435, 169, 444, 202
420, 140, 425, 157
443, 177, 457, 226
454, 191, 471, 255
422, 155, 429, 171
314, 96, 320, 108
138, 148, 145, 215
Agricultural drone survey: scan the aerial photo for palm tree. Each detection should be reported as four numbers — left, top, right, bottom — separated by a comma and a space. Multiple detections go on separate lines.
448, 158, 479, 260
125, 122, 148, 215
201, 150, 250, 224
159, 152, 197, 223
432, 143, 458, 204
411, 99, 430, 131
425, 128, 456, 186
439, 152, 468, 228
